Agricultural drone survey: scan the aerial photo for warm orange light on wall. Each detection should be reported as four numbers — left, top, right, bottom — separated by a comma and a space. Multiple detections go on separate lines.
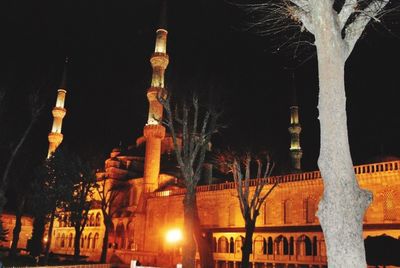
166, 228, 182, 244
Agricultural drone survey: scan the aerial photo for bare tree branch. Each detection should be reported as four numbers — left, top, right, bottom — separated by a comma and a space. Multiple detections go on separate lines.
344, 0, 389, 58
288, 3, 315, 34
290, 0, 310, 10
1, 90, 43, 188
338, 0, 358, 30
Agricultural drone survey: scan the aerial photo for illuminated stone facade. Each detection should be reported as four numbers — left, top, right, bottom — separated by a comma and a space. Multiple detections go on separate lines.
0, 212, 33, 250
49, 159, 400, 267
49, 209, 104, 261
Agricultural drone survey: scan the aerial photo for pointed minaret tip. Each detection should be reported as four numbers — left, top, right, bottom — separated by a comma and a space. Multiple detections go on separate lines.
290, 72, 298, 107
59, 57, 69, 90
158, 0, 167, 30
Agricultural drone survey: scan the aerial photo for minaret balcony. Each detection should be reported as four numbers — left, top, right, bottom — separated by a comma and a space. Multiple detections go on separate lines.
147, 87, 166, 101
48, 132, 63, 143
52, 107, 67, 118
288, 125, 301, 133
144, 124, 166, 140
150, 53, 169, 69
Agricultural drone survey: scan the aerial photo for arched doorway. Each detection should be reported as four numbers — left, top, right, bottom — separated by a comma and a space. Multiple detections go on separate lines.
115, 222, 125, 249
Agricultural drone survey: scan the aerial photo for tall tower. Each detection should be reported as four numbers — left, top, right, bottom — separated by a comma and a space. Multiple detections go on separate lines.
143, 1, 169, 192
47, 58, 68, 158
288, 74, 303, 171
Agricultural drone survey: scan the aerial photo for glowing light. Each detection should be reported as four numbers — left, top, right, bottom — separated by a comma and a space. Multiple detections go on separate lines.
43, 236, 48, 243
166, 229, 182, 244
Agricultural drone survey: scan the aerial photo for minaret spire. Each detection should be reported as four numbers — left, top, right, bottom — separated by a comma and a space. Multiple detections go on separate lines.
288, 73, 303, 171
47, 57, 68, 158
143, 1, 169, 192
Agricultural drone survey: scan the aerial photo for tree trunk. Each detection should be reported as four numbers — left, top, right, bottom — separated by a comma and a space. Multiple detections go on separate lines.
241, 220, 255, 268
312, 2, 371, 266
73, 224, 82, 262
10, 196, 26, 258
29, 215, 45, 257
182, 190, 196, 268
100, 217, 111, 263
43, 209, 56, 265
193, 196, 213, 268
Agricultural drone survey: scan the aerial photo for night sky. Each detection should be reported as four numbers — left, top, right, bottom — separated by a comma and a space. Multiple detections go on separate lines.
1, 0, 400, 174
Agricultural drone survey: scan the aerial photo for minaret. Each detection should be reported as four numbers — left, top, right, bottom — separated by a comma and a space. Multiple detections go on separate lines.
288, 74, 303, 171
143, 1, 168, 192
47, 58, 68, 158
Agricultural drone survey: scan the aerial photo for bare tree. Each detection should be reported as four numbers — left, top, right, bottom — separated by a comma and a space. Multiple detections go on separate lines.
215, 151, 277, 268
159, 93, 222, 268
242, 0, 393, 266
62, 158, 97, 262
0, 90, 43, 246
96, 177, 123, 263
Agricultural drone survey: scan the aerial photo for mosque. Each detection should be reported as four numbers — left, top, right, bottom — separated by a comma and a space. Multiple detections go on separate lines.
2, 2, 400, 268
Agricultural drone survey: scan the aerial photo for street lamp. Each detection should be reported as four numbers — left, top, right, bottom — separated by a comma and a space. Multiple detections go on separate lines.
166, 228, 182, 267
166, 228, 182, 244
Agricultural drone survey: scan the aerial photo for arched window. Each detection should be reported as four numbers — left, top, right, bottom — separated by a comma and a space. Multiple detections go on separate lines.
217, 236, 228, 253
93, 233, 99, 249
81, 235, 86, 248
263, 238, 267, 255
87, 233, 92, 249
283, 200, 292, 224
264, 202, 273, 225
115, 222, 125, 249
95, 213, 101, 226
254, 236, 264, 255
89, 214, 95, 227
55, 233, 60, 248
313, 236, 318, 256
298, 235, 312, 256
61, 233, 65, 248
108, 222, 115, 247
304, 197, 316, 223
68, 233, 73, 248
289, 237, 294, 255
275, 235, 288, 255
127, 221, 135, 249
62, 215, 67, 227
235, 236, 244, 253
229, 237, 234, 253
267, 237, 273, 255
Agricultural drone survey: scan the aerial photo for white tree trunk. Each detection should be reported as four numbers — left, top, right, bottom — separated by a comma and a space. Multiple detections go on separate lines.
312, 1, 372, 267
